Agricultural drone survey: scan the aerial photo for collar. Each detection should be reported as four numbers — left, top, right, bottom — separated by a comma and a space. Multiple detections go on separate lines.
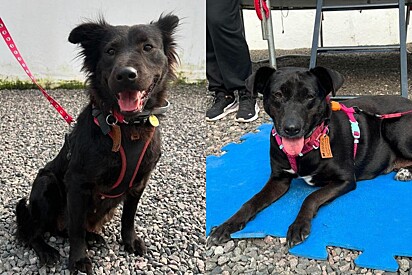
92, 106, 151, 135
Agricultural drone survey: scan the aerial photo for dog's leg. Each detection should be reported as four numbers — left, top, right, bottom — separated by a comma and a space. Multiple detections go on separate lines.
121, 190, 147, 256
207, 177, 291, 246
15, 168, 63, 265
287, 180, 356, 247
66, 175, 93, 274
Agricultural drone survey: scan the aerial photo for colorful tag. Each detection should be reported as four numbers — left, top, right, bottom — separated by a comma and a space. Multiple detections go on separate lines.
320, 134, 333, 158
111, 124, 121, 152
149, 115, 159, 127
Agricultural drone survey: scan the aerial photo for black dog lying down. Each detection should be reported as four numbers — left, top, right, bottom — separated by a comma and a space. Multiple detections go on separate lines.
15, 14, 179, 273
208, 66, 412, 248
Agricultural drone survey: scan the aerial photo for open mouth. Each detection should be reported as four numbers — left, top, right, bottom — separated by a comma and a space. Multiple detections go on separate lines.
117, 78, 158, 113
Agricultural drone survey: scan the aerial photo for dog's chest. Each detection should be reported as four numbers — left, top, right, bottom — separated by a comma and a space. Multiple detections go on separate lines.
283, 169, 316, 186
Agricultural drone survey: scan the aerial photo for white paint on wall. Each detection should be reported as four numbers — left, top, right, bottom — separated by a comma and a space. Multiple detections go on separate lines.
243, 9, 411, 50
0, 0, 205, 82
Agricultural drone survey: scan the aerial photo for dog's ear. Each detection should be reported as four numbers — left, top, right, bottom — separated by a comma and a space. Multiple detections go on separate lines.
245, 66, 276, 95
68, 19, 109, 72
68, 20, 109, 47
153, 13, 179, 74
310, 66, 344, 97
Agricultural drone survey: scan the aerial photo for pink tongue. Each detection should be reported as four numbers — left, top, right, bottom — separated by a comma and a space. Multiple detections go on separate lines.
118, 91, 144, 112
282, 137, 304, 156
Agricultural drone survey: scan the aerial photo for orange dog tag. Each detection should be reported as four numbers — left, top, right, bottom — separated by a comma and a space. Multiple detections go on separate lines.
320, 134, 333, 158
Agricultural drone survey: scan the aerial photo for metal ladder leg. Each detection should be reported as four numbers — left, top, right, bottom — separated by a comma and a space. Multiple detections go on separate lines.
310, 0, 324, 68
399, 0, 408, 97
261, 0, 277, 68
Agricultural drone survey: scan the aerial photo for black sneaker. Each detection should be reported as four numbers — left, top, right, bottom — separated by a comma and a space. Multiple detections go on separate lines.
206, 93, 238, 121
235, 90, 259, 122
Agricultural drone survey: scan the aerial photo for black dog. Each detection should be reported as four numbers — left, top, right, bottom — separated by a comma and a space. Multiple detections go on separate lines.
208, 66, 412, 248
15, 14, 179, 273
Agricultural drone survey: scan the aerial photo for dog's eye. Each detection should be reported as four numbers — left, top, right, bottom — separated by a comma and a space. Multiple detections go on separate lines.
143, 44, 153, 52
273, 91, 283, 99
307, 93, 316, 100
107, 48, 115, 56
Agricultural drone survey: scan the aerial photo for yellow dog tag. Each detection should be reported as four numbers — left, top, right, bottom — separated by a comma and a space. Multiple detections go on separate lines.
149, 115, 159, 127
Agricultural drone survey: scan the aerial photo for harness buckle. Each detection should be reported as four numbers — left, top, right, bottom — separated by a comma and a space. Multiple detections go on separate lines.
350, 121, 361, 139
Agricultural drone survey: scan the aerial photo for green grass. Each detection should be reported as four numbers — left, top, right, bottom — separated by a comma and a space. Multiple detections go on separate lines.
0, 76, 206, 90
0, 79, 85, 90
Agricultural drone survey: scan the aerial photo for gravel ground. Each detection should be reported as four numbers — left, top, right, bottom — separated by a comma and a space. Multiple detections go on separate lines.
2, 50, 412, 275
205, 50, 412, 275
0, 84, 206, 274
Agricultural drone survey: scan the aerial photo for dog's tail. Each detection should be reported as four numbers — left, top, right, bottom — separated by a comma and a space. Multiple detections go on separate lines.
15, 198, 33, 243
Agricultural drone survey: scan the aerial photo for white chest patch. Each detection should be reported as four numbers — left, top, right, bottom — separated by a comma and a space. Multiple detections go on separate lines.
283, 169, 316, 186
301, 175, 315, 186
283, 169, 296, 174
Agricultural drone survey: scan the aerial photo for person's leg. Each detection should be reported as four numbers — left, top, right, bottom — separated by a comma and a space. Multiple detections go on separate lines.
207, 0, 251, 91
206, 20, 238, 121
206, 0, 258, 122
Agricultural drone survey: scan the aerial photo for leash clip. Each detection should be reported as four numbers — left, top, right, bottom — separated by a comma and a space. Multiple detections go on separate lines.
106, 114, 118, 126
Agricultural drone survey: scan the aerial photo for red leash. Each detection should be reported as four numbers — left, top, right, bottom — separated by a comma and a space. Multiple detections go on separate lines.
0, 18, 75, 125
254, 0, 270, 20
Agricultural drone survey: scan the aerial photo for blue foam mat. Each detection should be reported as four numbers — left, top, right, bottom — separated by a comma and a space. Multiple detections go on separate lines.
206, 123, 412, 271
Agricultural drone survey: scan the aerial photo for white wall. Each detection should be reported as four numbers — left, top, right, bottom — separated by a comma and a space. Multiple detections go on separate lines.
2, 3, 410, 83
0, 0, 205, 82
243, 9, 411, 50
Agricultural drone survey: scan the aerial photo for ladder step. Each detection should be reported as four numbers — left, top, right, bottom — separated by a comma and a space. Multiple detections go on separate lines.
317, 45, 400, 53
322, 3, 400, 11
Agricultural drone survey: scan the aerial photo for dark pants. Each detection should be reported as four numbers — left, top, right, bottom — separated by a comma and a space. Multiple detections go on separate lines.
206, 0, 252, 96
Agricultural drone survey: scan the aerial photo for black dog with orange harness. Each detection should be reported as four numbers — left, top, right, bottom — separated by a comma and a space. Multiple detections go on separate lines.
207, 66, 412, 248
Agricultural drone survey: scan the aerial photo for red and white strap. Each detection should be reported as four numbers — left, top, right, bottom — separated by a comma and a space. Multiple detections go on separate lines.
0, 18, 75, 125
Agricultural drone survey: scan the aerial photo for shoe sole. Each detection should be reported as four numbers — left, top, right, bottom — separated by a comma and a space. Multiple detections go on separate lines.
235, 103, 260, 123
206, 101, 239, 121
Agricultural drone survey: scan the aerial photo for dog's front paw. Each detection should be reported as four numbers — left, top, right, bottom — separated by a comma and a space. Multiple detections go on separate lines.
38, 245, 60, 266
395, 168, 412, 181
123, 232, 147, 256
86, 231, 106, 247
287, 219, 311, 248
69, 256, 92, 275
206, 223, 235, 247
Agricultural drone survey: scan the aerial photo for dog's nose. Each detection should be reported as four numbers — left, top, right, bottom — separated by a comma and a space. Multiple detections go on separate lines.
115, 67, 138, 83
284, 124, 301, 136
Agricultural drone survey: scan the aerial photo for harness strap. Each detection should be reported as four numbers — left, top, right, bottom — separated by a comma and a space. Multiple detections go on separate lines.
93, 116, 155, 199
334, 103, 360, 158
375, 109, 412, 119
